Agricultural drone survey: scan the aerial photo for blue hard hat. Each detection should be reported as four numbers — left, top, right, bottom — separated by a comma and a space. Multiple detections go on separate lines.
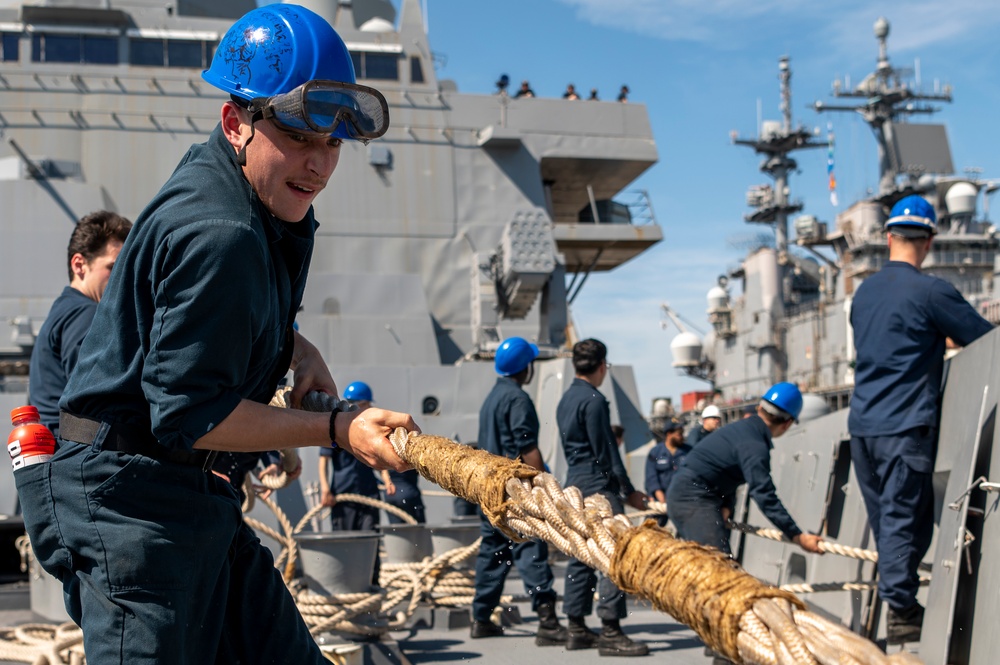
343, 381, 373, 403
494, 337, 539, 376
886, 195, 937, 235
203, 5, 356, 103
762, 382, 803, 420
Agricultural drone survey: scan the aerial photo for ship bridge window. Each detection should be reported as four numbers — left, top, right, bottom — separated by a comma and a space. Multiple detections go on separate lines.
129, 38, 214, 69
2, 32, 18, 61
410, 55, 424, 83
349, 50, 399, 81
166, 39, 203, 68
31, 33, 118, 65
129, 38, 163, 66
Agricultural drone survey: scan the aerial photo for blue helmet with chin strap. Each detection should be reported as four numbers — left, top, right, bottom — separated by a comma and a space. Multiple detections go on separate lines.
495, 337, 539, 376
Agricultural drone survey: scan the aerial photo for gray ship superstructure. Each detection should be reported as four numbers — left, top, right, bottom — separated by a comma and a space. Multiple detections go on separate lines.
664, 19, 1000, 663
0, 0, 661, 529
671, 18, 999, 415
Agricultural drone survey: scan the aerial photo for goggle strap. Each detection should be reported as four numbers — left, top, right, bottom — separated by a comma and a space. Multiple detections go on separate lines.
236, 110, 263, 167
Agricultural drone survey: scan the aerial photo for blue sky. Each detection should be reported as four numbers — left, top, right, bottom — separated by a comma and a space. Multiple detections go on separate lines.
411, 0, 1000, 413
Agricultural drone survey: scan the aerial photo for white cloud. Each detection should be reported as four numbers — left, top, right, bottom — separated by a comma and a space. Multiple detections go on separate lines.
555, 0, 1000, 52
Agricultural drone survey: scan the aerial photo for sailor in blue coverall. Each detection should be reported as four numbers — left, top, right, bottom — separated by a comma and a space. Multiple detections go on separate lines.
667, 385, 822, 557
849, 195, 993, 644
28, 211, 132, 437
470, 337, 567, 645
14, 7, 415, 663
558, 339, 649, 657
644, 417, 691, 526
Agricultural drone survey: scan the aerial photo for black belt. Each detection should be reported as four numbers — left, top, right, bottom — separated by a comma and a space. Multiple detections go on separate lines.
59, 412, 218, 471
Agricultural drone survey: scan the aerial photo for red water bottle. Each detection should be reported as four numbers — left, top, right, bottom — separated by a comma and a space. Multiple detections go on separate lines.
8, 406, 56, 470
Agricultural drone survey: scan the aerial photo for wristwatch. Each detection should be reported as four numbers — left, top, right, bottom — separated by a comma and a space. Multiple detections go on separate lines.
327, 398, 359, 448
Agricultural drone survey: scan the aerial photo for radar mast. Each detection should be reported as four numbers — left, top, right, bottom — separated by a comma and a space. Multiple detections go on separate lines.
731, 57, 825, 260
813, 17, 953, 196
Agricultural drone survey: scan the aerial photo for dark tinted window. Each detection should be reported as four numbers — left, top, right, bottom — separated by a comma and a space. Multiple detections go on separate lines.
130, 38, 164, 66
31, 33, 118, 64
410, 56, 424, 83
1, 32, 18, 62
365, 53, 398, 80
83, 36, 117, 64
205, 41, 216, 65
167, 39, 202, 68
33, 34, 79, 63
349, 51, 362, 77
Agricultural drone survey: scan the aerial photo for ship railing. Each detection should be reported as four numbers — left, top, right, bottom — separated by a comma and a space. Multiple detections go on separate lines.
620, 189, 658, 226
981, 299, 1000, 325
922, 248, 997, 268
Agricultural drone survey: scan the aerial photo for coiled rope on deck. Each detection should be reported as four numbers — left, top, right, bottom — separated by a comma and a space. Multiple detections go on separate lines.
243, 488, 485, 637
388, 428, 924, 665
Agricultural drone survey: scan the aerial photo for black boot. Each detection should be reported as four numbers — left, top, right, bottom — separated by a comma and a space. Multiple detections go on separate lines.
598, 619, 649, 657
887, 603, 924, 645
534, 601, 568, 646
565, 616, 600, 650
470, 619, 504, 639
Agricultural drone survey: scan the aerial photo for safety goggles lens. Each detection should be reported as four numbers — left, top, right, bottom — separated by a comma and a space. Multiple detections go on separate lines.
256, 80, 389, 141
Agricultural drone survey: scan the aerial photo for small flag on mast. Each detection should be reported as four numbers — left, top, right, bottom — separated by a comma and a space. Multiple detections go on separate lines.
827, 122, 839, 207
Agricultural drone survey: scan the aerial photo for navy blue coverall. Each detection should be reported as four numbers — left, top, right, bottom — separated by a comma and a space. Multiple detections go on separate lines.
850, 261, 992, 610
645, 441, 691, 498
667, 416, 803, 555
557, 377, 636, 620
27, 286, 98, 437
473, 376, 557, 622
685, 424, 711, 447
17, 125, 327, 664
383, 469, 426, 524
645, 441, 691, 526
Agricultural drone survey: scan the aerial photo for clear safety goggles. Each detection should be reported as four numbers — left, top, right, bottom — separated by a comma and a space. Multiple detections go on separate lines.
248, 80, 390, 142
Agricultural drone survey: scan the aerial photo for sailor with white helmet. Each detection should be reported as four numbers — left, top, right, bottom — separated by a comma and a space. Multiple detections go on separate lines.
849, 194, 992, 644
667, 382, 823, 557
686, 404, 722, 446
17, 5, 415, 662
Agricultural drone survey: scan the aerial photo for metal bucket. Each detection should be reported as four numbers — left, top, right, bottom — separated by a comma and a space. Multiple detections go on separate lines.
29, 556, 70, 623
428, 523, 480, 569
295, 532, 380, 595
381, 524, 433, 564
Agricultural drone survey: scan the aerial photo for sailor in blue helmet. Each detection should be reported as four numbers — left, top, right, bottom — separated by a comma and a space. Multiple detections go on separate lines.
557, 338, 649, 657
16, 6, 416, 664
318, 381, 384, 584
667, 382, 823, 556
470, 337, 568, 645
668, 384, 822, 665
849, 195, 992, 644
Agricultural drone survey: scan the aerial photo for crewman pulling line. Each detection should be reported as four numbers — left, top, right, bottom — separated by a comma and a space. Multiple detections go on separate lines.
388, 427, 923, 665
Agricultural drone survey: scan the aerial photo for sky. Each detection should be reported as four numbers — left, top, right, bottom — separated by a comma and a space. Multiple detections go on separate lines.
407, 0, 1000, 414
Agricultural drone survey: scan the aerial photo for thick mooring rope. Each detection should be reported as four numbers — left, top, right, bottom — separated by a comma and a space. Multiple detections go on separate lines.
388, 429, 924, 665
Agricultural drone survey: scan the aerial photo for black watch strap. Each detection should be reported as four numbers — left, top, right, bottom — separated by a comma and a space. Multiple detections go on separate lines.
328, 398, 358, 447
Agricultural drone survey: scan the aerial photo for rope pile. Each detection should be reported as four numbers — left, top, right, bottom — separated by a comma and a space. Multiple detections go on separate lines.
243, 490, 487, 637
389, 428, 925, 665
